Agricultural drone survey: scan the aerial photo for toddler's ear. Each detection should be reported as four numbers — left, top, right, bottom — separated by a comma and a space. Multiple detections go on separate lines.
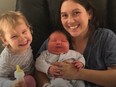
0, 36, 8, 46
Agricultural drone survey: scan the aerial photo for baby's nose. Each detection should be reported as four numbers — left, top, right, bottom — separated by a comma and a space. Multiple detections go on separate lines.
56, 40, 61, 43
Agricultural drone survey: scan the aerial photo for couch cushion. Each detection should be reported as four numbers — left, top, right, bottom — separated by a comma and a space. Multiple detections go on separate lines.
107, 0, 116, 33
16, 0, 53, 57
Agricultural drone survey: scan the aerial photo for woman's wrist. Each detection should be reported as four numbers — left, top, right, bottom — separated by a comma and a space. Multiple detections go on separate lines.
78, 68, 85, 79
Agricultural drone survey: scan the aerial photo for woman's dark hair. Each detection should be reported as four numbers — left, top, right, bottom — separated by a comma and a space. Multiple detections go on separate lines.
56, 0, 105, 31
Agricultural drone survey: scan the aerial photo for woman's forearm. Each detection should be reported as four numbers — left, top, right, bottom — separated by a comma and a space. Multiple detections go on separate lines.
34, 70, 49, 87
79, 68, 116, 86
55, 62, 116, 86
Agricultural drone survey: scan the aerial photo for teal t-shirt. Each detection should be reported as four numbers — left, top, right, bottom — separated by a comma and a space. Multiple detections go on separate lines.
84, 28, 116, 86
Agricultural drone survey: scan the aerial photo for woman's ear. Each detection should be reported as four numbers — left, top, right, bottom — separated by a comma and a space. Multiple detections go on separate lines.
88, 9, 93, 20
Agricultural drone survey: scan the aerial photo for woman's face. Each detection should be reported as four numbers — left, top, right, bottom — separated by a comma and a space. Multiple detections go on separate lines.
61, 0, 92, 38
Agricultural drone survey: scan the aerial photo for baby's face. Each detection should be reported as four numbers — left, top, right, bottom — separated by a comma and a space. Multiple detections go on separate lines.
48, 32, 69, 54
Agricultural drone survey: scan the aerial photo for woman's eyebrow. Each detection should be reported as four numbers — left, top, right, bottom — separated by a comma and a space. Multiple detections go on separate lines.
61, 8, 80, 14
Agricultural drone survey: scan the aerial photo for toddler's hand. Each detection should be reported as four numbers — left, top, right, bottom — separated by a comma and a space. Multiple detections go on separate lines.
11, 78, 27, 87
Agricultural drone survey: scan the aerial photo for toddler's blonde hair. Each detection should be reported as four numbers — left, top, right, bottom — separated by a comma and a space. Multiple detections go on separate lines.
0, 11, 30, 37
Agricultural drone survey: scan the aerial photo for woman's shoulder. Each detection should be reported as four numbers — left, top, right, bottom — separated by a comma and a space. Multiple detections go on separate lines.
90, 28, 116, 46
93, 28, 116, 39
95, 28, 115, 35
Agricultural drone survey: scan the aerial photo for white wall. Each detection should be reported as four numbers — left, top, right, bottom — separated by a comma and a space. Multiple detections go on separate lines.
0, 0, 16, 52
0, 0, 16, 14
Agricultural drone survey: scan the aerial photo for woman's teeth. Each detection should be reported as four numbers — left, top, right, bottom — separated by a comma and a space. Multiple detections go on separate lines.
70, 25, 78, 30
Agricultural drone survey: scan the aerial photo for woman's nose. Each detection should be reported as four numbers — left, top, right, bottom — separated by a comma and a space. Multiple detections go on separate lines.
67, 16, 75, 24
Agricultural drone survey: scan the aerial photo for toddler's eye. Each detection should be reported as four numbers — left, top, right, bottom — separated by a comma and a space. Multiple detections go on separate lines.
11, 35, 17, 39
22, 30, 26, 34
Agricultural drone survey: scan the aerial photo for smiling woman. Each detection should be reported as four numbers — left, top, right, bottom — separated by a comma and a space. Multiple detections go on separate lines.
60, 0, 92, 44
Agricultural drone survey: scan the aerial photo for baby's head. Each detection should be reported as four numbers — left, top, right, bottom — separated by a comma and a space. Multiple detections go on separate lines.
0, 11, 32, 53
48, 30, 70, 55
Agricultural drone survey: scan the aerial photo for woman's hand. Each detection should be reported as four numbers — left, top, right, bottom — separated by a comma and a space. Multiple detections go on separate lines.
53, 61, 80, 80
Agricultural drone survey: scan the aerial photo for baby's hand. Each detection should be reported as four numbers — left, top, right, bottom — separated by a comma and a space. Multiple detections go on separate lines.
48, 65, 60, 78
73, 61, 84, 69
11, 78, 27, 87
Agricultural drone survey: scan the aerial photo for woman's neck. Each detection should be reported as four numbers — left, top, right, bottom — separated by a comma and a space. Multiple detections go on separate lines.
72, 30, 90, 54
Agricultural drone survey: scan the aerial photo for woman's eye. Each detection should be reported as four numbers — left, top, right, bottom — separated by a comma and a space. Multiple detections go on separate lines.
61, 14, 68, 19
73, 11, 80, 16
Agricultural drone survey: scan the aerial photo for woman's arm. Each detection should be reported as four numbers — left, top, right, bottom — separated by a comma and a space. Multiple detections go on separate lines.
57, 62, 116, 87
34, 70, 49, 87
79, 67, 116, 87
